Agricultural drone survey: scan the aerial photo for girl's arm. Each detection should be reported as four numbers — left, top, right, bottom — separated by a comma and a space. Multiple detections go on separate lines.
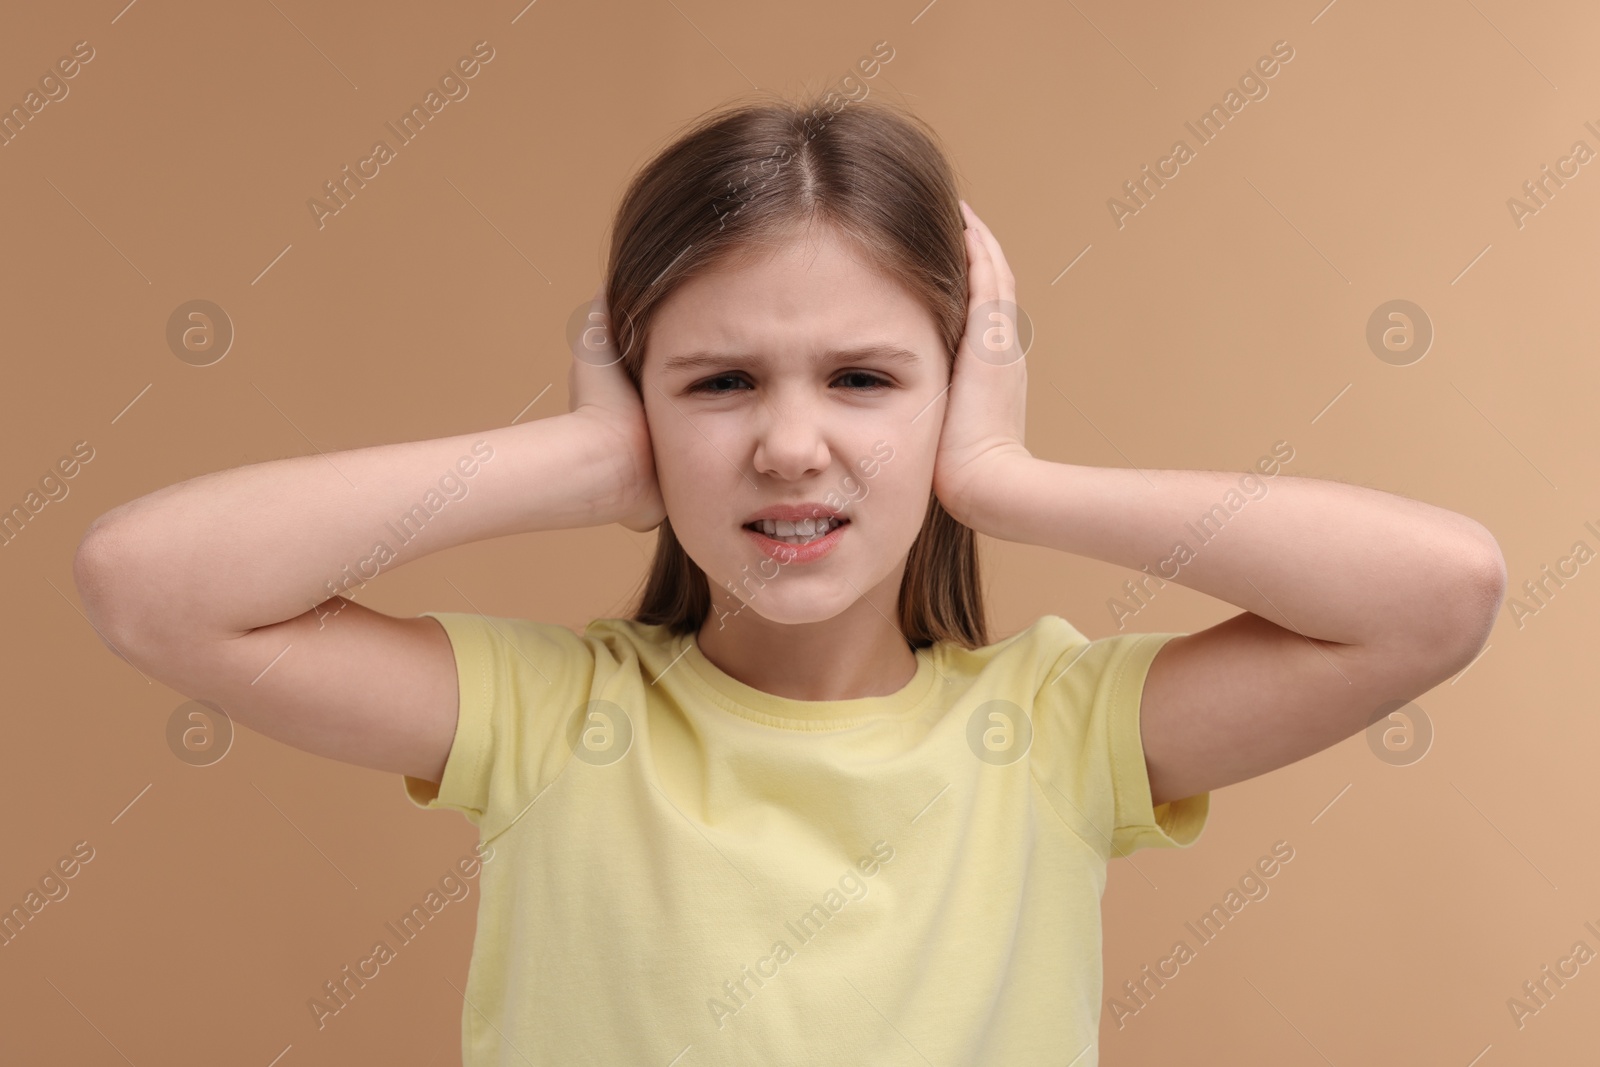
937, 202, 1505, 807
981, 461, 1505, 652
977, 458, 1507, 806
72, 410, 632, 784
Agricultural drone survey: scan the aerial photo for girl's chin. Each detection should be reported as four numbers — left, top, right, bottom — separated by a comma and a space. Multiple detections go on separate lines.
706, 578, 859, 624
709, 602, 855, 630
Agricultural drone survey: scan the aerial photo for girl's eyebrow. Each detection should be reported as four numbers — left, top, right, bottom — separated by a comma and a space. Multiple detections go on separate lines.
660, 343, 923, 374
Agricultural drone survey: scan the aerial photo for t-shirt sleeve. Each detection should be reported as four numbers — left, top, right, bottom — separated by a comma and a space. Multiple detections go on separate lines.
401, 611, 595, 838
1032, 619, 1209, 858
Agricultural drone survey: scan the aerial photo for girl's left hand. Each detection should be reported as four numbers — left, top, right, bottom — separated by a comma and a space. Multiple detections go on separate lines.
932, 201, 1033, 528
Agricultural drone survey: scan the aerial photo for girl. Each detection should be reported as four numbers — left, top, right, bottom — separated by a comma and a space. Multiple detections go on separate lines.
74, 96, 1505, 1064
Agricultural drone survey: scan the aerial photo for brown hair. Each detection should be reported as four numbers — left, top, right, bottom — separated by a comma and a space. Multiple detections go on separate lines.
603, 91, 987, 650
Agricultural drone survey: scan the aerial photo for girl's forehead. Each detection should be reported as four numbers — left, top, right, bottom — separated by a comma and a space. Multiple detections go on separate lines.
638, 225, 943, 374
651, 259, 925, 349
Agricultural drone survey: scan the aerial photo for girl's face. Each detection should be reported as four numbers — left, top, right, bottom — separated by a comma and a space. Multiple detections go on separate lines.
640, 226, 949, 626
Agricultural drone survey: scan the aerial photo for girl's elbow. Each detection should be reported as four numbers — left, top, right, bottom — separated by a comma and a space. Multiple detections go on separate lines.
1465, 523, 1509, 618
73, 514, 160, 656
1442, 532, 1507, 668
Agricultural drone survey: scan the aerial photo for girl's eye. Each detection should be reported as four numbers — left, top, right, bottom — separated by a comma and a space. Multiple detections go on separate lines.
688, 372, 890, 395
835, 371, 889, 391
688, 374, 749, 395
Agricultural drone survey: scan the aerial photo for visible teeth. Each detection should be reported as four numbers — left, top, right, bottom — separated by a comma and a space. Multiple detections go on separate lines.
752, 516, 841, 542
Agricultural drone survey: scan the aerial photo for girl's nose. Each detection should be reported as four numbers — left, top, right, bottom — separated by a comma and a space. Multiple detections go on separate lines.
751, 402, 831, 480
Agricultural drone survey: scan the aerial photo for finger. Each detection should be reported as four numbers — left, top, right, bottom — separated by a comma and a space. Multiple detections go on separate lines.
960, 225, 1015, 366
961, 201, 1002, 270
569, 283, 632, 413
577, 284, 622, 367
960, 204, 1024, 366
960, 201, 1015, 304
962, 215, 998, 314
966, 209, 1014, 304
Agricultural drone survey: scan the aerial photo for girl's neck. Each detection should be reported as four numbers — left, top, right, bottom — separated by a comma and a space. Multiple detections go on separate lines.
694, 598, 918, 704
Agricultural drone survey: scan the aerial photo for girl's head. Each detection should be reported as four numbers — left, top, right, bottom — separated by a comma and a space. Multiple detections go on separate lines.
604, 92, 986, 650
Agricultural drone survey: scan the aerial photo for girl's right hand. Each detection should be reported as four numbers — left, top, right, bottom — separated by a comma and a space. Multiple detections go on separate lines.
568, 284, 667, 533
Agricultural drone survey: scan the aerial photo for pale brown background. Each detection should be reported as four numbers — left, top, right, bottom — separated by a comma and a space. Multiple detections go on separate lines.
3, 0, 1596, 1063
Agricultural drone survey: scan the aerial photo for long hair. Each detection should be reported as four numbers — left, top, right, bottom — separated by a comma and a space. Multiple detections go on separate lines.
603, 91, 987, 650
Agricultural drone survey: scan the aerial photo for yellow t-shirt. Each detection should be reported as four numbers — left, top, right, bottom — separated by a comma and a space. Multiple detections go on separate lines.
403, 612, 1208, 1065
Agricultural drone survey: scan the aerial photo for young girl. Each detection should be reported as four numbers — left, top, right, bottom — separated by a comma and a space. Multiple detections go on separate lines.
74, 96, 1505, 1064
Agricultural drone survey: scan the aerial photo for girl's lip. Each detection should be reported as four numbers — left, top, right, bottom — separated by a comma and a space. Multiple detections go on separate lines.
740, 519, 849, 564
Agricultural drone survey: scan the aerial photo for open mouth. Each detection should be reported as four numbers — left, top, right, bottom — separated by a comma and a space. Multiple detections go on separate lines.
741, 516, 850, 545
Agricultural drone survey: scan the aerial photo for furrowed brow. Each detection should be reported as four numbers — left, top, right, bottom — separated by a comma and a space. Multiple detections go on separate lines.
660, 343, 923, 374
